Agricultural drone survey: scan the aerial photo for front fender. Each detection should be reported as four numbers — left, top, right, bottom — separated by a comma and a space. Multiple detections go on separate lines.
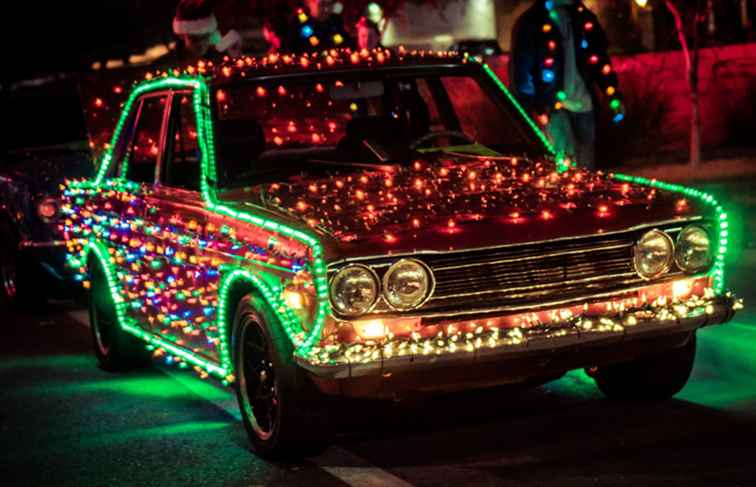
215, 267, 324, 375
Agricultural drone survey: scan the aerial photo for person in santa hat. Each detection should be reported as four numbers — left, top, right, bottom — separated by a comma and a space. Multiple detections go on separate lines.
170, 0, 242, 63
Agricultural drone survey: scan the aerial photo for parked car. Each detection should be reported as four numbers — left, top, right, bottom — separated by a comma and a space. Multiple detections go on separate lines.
0, 144, 92, 303
61, 48, 740, 457
0, 75, 92, 304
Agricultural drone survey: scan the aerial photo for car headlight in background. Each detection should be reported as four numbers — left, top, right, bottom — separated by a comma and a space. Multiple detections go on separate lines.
634, 229, 674, 279
382, 259, 433, 310
329, 264, 379, 316
675, 225, 712, 273
37, 196, 60, 221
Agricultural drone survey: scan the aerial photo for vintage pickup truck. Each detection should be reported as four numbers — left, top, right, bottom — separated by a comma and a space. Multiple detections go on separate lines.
61, 48, 740, 457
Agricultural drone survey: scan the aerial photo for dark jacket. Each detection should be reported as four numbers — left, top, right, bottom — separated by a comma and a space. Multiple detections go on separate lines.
510, 1, 621, 117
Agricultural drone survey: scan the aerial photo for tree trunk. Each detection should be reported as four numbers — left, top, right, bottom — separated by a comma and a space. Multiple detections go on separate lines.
665, 0, 701, 167
689, 41, 701, 167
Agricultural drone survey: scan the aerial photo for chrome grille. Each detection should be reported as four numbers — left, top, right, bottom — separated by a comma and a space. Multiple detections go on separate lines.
329, 221, 700, 320
421, 237, 643, 316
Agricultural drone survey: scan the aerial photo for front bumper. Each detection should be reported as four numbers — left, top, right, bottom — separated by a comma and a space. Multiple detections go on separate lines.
296, 285, 741, 397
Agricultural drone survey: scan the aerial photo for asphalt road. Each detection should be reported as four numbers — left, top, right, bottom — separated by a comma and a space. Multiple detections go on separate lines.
2, 181, 755, 487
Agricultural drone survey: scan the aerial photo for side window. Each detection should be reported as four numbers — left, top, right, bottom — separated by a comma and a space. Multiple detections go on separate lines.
163, 93, 201, 191
125, 95, 168, 184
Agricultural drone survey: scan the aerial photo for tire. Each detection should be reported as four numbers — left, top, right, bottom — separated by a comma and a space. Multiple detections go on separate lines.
592, 333, 697, 401
88, 260, 151, 371
0, 221, 34, 307
232, 295, 329, 458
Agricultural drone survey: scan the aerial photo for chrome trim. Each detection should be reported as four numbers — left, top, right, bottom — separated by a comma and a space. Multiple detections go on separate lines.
361, 272, 692, 321
431, 241, 633, 272
326, 217, 703, 268
381, 258, 436, 311
427, 270, 640, 301
633, 229, 675, 280
19, 240, 67, 249
328, 264, 381, 317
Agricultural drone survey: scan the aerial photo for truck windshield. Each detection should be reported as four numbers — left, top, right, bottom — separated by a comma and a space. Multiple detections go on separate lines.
213, 68, 541, 188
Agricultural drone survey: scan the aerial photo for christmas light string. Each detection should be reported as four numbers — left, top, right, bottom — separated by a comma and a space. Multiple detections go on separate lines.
62, 48, 735, 381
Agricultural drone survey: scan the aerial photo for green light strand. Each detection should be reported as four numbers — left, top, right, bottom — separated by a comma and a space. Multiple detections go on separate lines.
94, 77, 201, 185
191, 78, 331, 356
611, 173, 729, 294
216, 268, 318, 373
481, 63, 569, 172
87, 75, 331, 378
88, 240, 229, 378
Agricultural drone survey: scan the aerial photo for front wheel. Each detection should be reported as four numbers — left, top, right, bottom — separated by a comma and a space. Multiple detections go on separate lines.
232, 295, 328, 458
592, 333, 697, 401
89, 261, 151, 371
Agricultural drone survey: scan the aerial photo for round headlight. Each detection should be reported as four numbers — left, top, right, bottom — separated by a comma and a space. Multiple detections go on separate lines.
382, 259, 433, 310
634, 229, 674, 279
37, 196, 59, 221
675, 225, 712, 273
329, 265, 379, 316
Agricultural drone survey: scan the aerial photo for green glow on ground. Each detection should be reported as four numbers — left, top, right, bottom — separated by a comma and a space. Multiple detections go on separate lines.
75, 375, 229, 400
678, 322, 756, 410
77, 421, 231, 449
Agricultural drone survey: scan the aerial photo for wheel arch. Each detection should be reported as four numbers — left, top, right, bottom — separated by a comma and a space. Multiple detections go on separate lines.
83, 241, 125, 322
216, 268, 297, 377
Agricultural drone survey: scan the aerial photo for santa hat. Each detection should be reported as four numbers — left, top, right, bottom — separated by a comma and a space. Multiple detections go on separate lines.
173, 0, 219, 36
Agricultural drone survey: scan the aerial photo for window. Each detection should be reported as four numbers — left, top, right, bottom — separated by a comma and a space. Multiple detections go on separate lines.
125, 95, 167, 184
163, 93, 201, 191
440, 77, 529, 150
213, 69, 540, 188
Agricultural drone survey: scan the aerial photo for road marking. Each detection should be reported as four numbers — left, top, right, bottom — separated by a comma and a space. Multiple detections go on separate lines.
67, 310, 90, 328
67, 307, 411, 486
309, 446, 414, 487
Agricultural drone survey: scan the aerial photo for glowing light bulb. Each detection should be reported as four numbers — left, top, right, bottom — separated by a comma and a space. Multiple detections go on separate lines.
672, 279, 692, 299
354, 319, 387, 339
282, 289, 305, 309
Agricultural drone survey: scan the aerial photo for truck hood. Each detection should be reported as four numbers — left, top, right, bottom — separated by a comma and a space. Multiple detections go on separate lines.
230, 156, 706, 259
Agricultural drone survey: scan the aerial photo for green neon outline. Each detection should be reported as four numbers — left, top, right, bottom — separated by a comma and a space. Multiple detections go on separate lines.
86, 75, 330, 379
94, 78, 202, 185
215, 268, 321, 373
79, 70, 731, 383
611, 173, 729, 294
87, 239, 229, 378
481, 63, 569, 172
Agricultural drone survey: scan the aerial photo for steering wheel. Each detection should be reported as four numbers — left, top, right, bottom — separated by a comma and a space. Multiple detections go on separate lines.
408, 130, 475, 151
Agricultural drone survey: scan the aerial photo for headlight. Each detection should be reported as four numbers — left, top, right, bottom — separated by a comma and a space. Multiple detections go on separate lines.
675, 225, 712, 273
382, 259, 433, 310
634, 229, 674, 279
329, 264, 379, 316
37, 196, 59, 221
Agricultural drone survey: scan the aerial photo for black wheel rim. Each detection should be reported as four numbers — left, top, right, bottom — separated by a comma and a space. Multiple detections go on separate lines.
239, 320, 278, 440
0, 246, 17, 299
92, 285, 115, 356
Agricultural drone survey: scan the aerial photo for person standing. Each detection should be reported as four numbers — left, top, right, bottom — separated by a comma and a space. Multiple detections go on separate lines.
510, 0, 624, 170
168, 0, 242, 64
